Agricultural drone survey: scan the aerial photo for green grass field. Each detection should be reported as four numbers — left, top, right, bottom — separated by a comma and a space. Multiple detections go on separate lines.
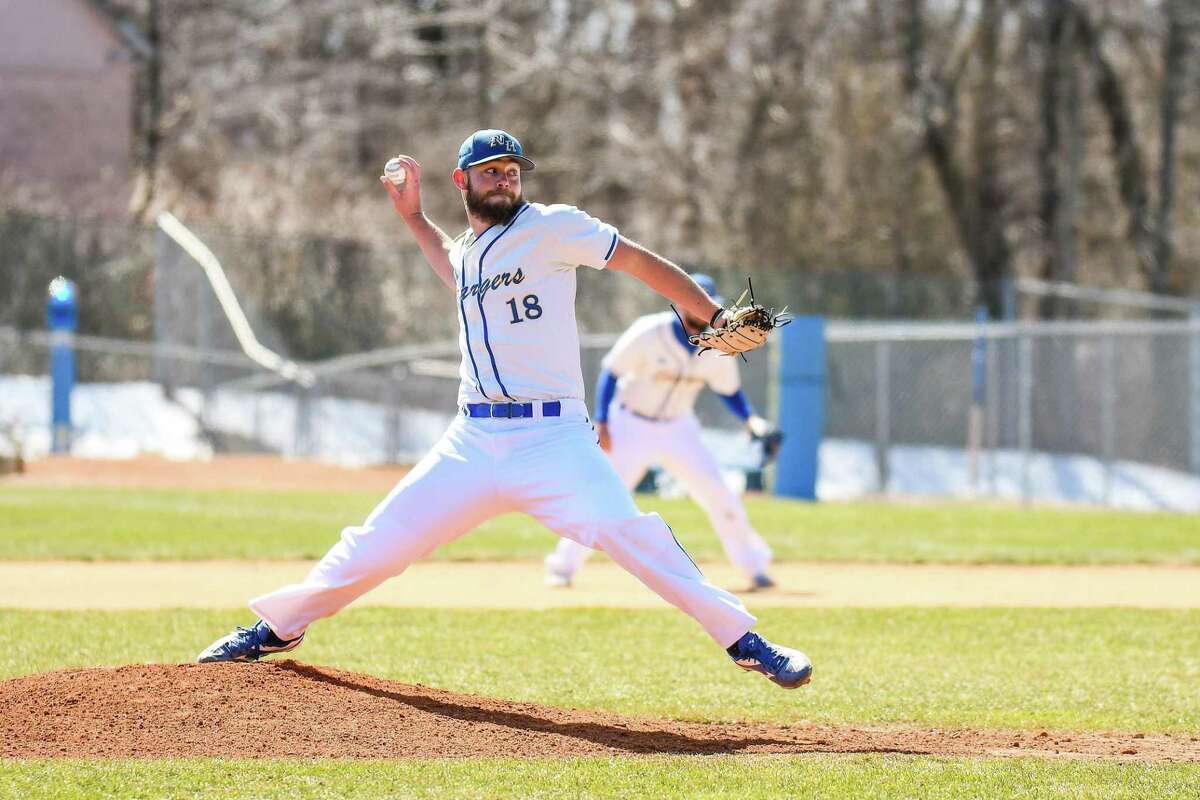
3, 487, 1197, 798
2, 607, 1197, 732
2, 485, 1197, 564
3, 606, 1199, 798
4, 757, 1198, 800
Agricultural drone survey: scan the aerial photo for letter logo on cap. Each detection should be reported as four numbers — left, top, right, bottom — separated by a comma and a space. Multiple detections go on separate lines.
489, 134, 516, 152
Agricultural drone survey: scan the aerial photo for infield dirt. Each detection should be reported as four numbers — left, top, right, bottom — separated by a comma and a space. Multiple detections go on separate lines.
2, 662, 1197, 762
8, 454, 413, 492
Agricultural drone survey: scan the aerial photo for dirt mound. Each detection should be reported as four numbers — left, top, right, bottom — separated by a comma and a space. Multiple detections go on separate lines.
2, 662, 1197, 761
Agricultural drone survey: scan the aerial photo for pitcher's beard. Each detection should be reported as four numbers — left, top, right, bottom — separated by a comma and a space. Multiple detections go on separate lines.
465, 184, 525, 226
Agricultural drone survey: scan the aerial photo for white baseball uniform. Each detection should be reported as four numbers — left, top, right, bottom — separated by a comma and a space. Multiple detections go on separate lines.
249, 202, 756, 648
545, 312, 774, 581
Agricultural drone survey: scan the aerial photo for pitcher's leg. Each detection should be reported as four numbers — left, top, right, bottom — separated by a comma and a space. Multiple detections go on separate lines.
544, 423, 651, 583
520, 424, 755, 647
595, 512, 756, 647
250, 426, 503, 639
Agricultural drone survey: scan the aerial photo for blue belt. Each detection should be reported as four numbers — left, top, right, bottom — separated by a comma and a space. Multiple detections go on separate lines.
464, 401, 561, 419
621, 404, 663, 422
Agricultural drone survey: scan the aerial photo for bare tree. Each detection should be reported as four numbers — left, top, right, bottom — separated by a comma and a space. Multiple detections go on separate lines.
1071, 0, 1190, 297
130, 0, 161, 219
84, 0, 1198, 333
1037, 0, 1076, 318
971, 0, 1010, 314
1151, 0, 1190, 295
903, 0, 1013, 316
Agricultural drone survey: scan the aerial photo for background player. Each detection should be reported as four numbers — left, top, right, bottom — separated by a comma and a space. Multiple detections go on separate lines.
544, 274, 781, 591
196, 129, 812, 690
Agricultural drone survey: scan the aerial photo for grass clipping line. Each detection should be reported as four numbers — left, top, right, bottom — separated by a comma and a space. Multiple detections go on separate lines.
2, 662, 1197, 762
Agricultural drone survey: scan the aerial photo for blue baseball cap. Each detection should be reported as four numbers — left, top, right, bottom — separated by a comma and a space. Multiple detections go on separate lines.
457, 129, 535, 172
691, 273, 725, 306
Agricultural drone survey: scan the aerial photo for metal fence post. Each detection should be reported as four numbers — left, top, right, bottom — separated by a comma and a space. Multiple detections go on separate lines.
153, 226, 174, 392
1018, 332, 1033, 505
1191, 310, 1200, 474
985, 328, 1000, 496
294, 383, 313, 457
252, 393, 264, 447
1001, 279, 1018, 321
1101, 331, 1116, 504
874, 340, 891, 493
968, 308, 987, 493
386, 365, 406, 464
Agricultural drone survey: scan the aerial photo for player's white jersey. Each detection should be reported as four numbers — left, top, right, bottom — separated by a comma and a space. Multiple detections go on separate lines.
447, 202, 619, 404
604, 312, 741, 421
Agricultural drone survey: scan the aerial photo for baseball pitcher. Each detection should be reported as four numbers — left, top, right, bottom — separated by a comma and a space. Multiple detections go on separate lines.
544, 274, 782, 591
197, 129, 809, 689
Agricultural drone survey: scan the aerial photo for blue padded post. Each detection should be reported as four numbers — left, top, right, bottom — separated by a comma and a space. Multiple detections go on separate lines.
46, 277, 78, 454
774, 317, 826, 500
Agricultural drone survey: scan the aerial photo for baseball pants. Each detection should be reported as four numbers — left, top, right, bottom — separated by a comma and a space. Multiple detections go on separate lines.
546, 404, 773, 580
250, 399, 756, 648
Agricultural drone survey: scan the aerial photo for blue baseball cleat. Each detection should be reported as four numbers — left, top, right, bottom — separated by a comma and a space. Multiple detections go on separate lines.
749, 573, 776, 591
197, 620, 305, 663
728, 631, 813, 689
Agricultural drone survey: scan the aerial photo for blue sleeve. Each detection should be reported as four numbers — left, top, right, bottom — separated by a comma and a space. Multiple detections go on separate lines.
718, 389, 753, 421
594, 368, 618, 423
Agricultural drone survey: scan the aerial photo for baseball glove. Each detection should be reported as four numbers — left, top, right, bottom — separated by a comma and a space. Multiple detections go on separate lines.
688, 279, 792, 357
753, 428, 785, 466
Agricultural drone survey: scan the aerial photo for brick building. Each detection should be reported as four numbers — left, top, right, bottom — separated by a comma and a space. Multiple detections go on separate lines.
0, 0, 149, 217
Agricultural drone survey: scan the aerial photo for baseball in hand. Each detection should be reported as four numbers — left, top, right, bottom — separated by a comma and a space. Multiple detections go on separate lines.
384, 158, 406, 186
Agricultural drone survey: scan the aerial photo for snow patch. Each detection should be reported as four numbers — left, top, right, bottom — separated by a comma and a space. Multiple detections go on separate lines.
3, 376, 1197, 512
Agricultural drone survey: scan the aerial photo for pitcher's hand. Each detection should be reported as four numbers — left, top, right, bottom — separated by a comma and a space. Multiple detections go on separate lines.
379, 155, 423, 218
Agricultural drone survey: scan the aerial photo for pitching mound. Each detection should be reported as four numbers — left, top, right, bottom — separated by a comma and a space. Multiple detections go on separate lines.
3, 663, 1198, 762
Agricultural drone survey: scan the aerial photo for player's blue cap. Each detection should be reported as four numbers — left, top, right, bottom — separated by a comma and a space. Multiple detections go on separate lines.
457, 129, 536, 172
690, 273, 725, 306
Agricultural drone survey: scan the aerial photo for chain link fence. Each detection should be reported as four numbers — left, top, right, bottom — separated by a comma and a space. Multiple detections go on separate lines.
0, 304, 769, 460
3, 317, 1198, 510
3, 209, 1199, 508
824, 319, 1200, 508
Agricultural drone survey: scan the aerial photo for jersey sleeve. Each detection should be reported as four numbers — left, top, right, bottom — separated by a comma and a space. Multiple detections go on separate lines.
593, 368, 618, 423
543, 204, 620, 270
704, 353, 742, 395
718, 389, 754, 421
